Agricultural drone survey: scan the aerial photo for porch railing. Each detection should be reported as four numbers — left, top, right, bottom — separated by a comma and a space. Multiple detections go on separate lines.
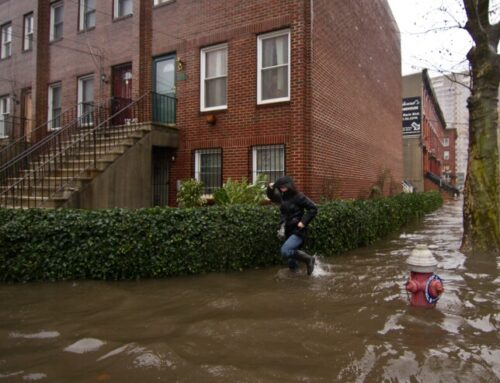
0, 92, 177, 208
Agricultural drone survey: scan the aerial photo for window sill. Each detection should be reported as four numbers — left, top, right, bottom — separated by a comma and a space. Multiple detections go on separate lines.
77, 27, 96, 34
113, 14, 133, 23
256, 100, 291, 109
153, 0, 176, 10
0, 56, 11, 61
22, 48, 33, 54
49, 37, 63, 44
199, 107, 227, 115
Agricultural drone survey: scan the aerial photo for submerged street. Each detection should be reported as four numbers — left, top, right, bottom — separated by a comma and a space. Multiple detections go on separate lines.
0, 199, 499, 382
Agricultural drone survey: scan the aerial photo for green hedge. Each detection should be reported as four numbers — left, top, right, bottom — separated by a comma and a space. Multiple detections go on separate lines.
0, 192, 442, 282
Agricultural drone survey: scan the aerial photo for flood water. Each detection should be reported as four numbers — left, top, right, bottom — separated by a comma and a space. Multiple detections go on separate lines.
1, 200, 499, 382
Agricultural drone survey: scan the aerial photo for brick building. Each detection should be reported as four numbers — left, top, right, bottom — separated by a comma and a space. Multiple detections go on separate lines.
0, 0, 402, 208
402, 70, 458, 195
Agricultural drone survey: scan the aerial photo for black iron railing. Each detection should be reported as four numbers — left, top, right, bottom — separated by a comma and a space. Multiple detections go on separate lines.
0, 115, 34, 141
0, 102, 106, 168
152, 92, 177, 124
0, 92, 176, 208
425, 171, 460, 195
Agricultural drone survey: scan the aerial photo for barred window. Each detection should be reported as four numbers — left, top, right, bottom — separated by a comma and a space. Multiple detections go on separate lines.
252, 144, 285, 183
195, 148, 222, 195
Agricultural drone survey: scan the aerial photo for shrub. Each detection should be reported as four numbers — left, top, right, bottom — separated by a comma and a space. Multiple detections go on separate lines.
177, 179, 205, 208
0, 192, 442, 282
213, 175, 267, 205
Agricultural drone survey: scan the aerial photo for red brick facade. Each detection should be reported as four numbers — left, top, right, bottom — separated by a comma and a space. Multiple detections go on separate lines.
0, 0, 402, 206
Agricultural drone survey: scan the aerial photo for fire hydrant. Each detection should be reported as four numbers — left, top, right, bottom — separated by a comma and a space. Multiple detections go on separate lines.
405, 244, 444, 308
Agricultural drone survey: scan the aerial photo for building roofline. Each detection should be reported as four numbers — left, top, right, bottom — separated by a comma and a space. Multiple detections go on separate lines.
422, 69, 447, 129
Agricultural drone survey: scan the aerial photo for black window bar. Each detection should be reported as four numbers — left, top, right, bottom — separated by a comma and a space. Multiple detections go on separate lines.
252, 144, 285, 184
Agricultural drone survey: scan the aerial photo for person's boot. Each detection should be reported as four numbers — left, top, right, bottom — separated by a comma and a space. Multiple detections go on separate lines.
293, 250, 315, 276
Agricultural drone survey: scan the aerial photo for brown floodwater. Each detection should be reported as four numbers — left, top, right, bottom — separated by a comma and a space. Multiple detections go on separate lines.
0, 200, 499, 382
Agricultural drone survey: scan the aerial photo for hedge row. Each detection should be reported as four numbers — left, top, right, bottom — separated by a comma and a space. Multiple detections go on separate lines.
0, 192, 442, 282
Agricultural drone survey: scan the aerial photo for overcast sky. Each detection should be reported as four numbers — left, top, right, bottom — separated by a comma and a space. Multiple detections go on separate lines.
387, 0, 498, 77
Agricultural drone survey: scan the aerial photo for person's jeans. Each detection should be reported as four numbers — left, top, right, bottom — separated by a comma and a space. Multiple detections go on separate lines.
280, 234, 303, 270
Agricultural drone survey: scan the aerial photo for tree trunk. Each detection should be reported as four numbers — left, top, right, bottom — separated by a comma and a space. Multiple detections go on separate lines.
461, 52, 500, 252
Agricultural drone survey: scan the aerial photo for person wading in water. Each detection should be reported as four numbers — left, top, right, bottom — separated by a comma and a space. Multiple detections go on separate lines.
267, 176, 317, 275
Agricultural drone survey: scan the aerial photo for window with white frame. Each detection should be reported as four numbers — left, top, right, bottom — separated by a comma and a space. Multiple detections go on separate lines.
0, 95, 10, 137
23, 13, 34, 51
194, 148, 222, 195
443, 137, 449, 147
1, 23, 12, 59
78, 75, 94, 125
257, 29, 290, 104
48, 83, 62, 129
252, 144, 285, 183
114, 0, 133, 18
200, 43, 227, 111
79, 0, 96, 31
444, 151, 450, 160
50, 2, 64, 41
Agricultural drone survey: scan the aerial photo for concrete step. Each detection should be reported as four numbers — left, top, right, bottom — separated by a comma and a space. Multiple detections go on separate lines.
0, 195, 68, 208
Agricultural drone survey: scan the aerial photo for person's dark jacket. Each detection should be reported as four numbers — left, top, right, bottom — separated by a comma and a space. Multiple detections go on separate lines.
266, 176, 317, 239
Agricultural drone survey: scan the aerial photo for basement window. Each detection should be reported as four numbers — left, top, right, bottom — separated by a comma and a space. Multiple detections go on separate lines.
194, 148, 222, 195
252, 144, 285, 183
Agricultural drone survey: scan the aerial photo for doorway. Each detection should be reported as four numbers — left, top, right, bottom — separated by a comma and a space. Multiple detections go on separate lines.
152, 146, 171, 206
22, 88, 33, 141
153, 55, 176, 123
111, 63, 133, 125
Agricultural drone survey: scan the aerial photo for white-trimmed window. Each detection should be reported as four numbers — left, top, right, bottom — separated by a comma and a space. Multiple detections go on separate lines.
1, 23, 12, 59
0, 95, 10, 137
443, 137, 449, 147
257, 29, 290, 104
444, 151, 450, 161
200, 43, 227, 111
78, 75, 94, 125
114, 0, 133, 18
79, 0, 96, 31
252, 144, 285, 183
48, 83, 62, 130
50, 2, 64, 41
23, 13, 34, 51
194, 148, 222, 195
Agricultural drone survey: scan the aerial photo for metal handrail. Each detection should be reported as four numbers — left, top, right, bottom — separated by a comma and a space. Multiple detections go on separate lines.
0, 100, 110, 168
0, 92, 176, 208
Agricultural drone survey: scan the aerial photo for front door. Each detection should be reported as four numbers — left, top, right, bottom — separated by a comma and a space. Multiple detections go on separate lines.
112, 63, 133, 125
22, 89, 33, 141
153, 55, 176, 123
152, 147, 170, 206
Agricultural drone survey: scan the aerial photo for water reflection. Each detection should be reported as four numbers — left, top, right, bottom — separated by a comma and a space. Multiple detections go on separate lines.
0, 200, 498, 382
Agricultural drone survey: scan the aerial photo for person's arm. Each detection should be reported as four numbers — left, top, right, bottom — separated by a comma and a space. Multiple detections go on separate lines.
266, 183, 282, 204
297, 193, 317, 228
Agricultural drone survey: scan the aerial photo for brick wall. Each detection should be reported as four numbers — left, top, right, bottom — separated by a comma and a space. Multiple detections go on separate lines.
150, 0, 309, 204
1, 0, 403, 207
309, 0, 402, 200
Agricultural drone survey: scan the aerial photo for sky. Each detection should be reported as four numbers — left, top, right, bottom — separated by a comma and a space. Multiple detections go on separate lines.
387, 0, 499, 77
